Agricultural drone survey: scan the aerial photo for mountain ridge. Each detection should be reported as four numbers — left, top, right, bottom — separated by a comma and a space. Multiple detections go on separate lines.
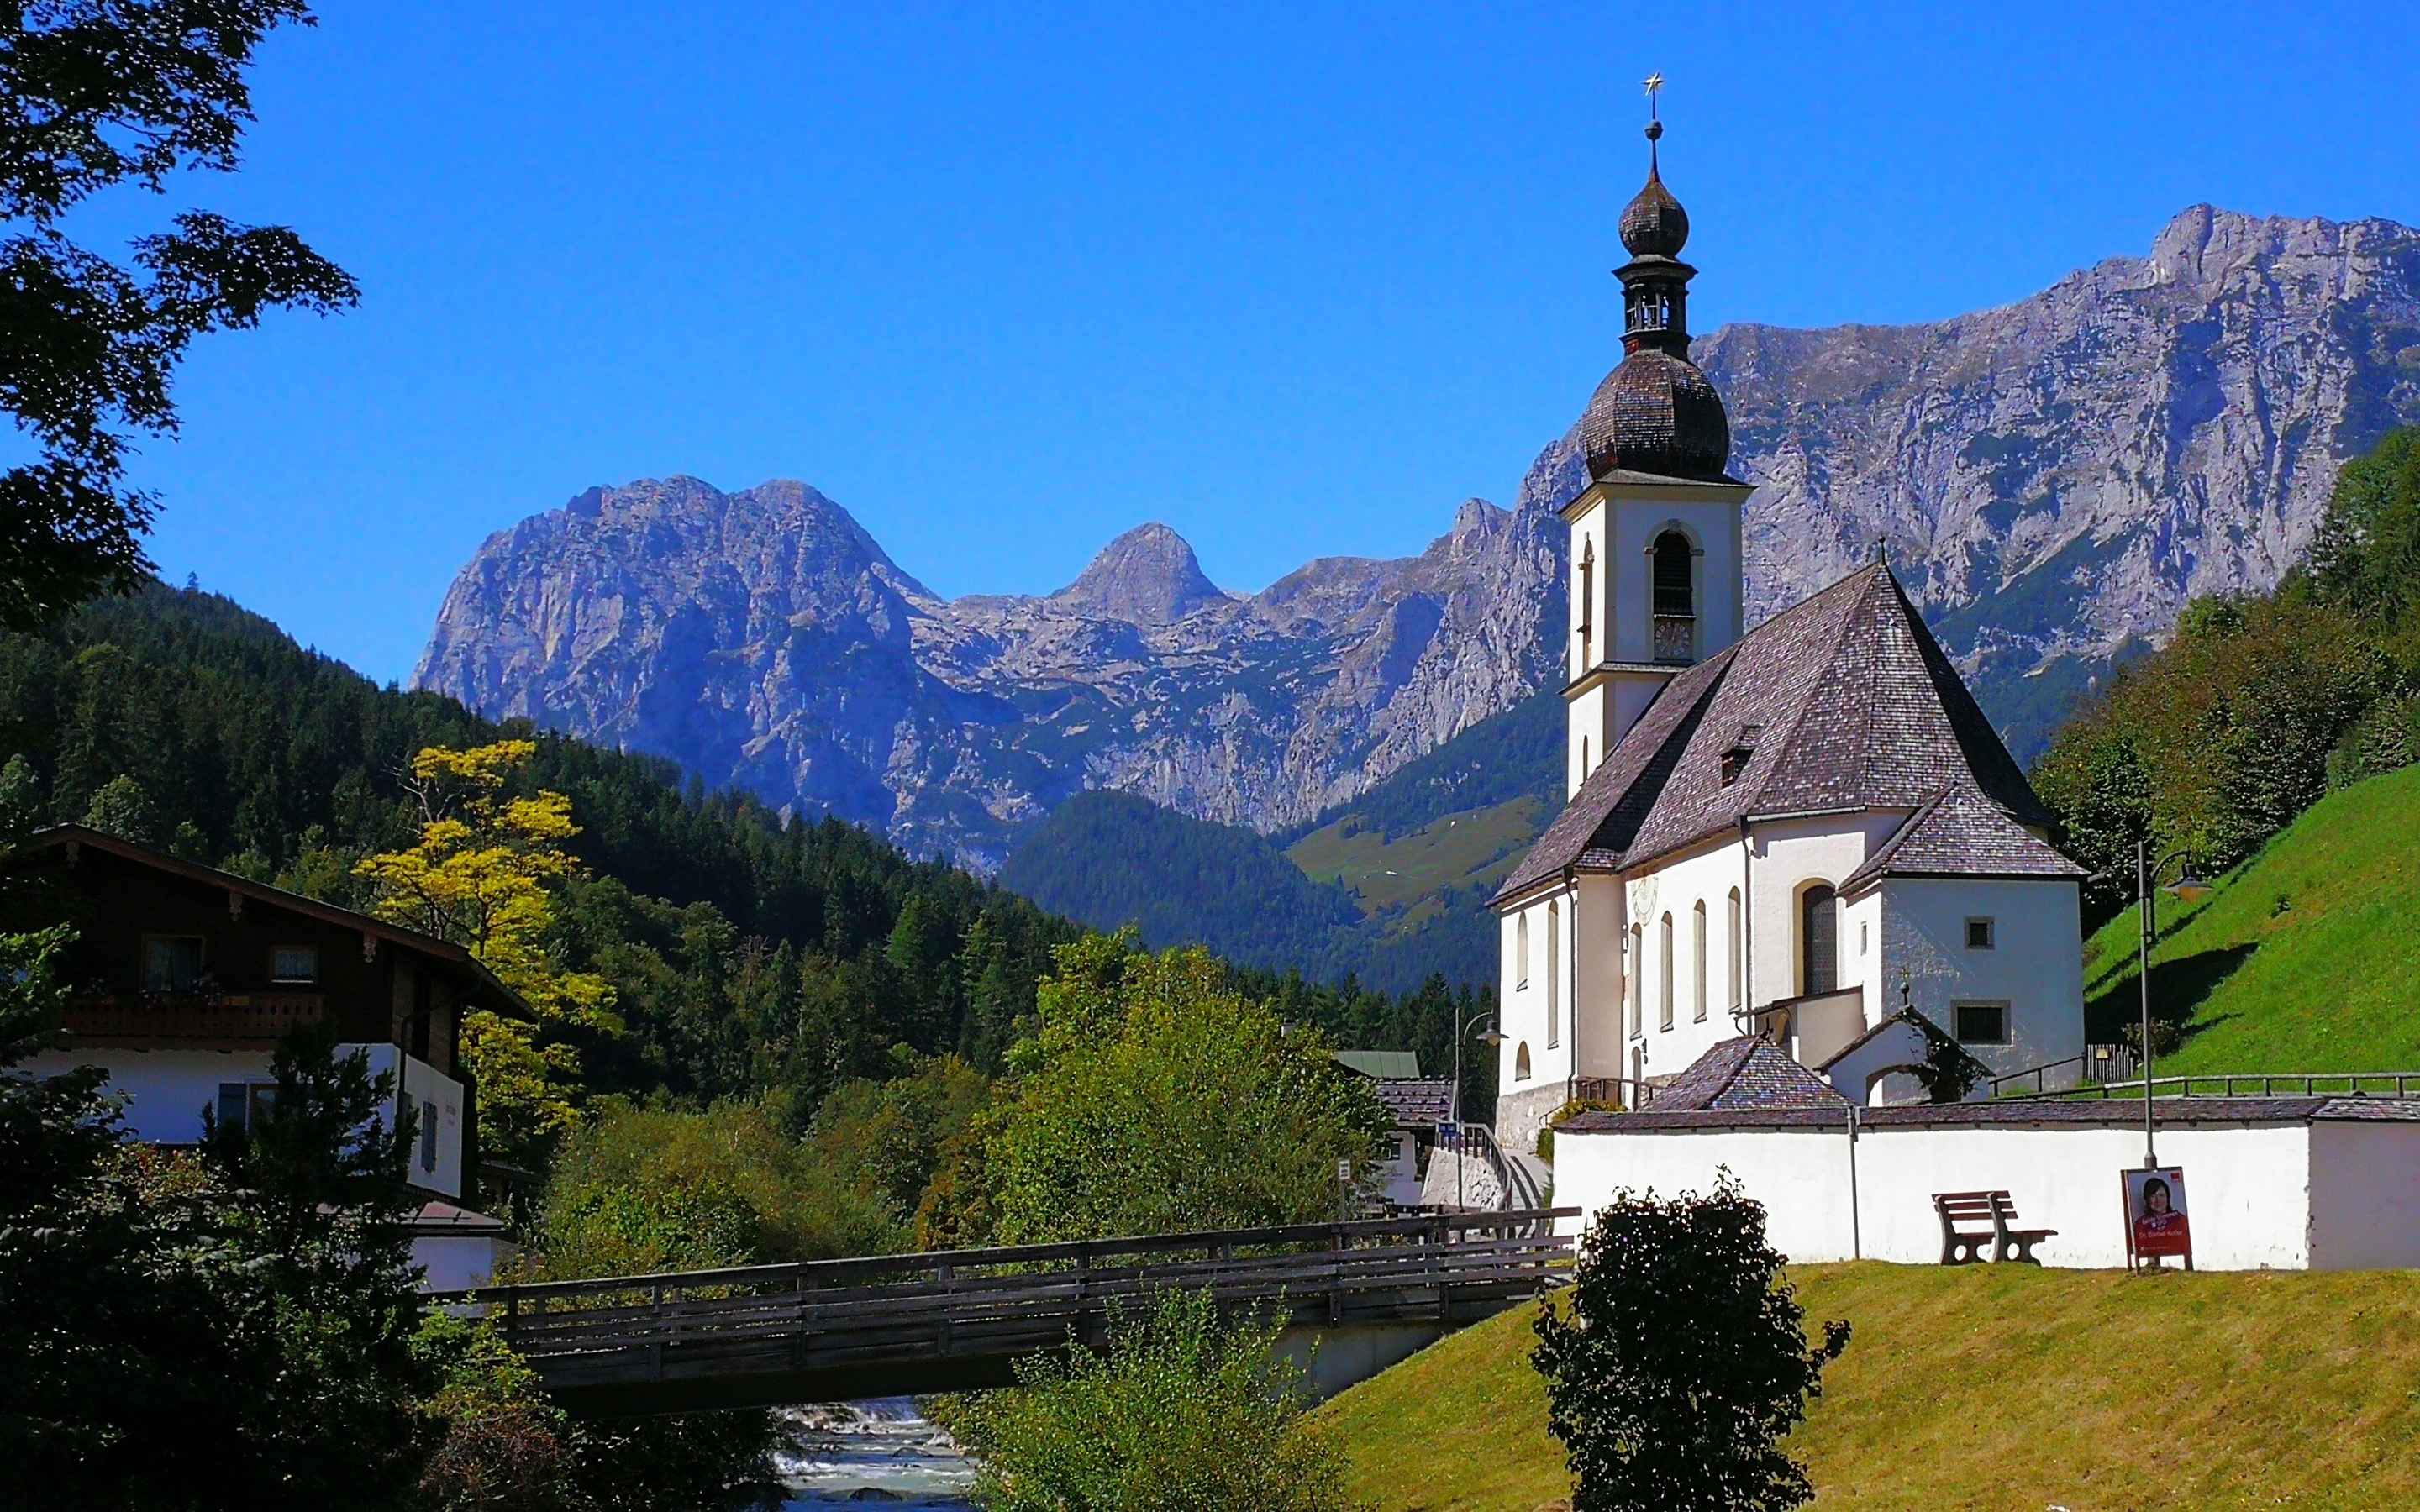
415, 203, 2420, 872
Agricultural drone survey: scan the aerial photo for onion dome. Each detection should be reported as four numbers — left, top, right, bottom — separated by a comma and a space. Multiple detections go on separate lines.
1579, 348, 1732, 482
1618, 122, 1690, 258
1581, 113, 1734, 484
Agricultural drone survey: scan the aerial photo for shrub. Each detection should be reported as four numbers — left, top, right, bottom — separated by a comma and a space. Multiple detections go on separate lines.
947, 1288, 1352, 1512
1534, 1177, 1849, 1512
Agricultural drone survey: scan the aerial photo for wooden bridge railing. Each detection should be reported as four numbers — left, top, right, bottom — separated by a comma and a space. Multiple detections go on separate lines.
430, 1207, 1577, 1415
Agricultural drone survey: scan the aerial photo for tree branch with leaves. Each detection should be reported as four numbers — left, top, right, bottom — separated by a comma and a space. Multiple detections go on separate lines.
355, 741, 618, 1167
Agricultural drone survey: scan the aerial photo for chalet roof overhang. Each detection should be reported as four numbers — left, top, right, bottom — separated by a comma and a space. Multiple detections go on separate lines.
24, 824, 535, 1019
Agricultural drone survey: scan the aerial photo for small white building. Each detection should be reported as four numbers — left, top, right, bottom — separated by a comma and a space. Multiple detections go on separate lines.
1490, 120, 2086, 1156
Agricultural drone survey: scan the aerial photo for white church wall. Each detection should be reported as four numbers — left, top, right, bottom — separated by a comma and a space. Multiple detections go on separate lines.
1623, 838, 1749, 1084
1497, 884, 1581, 1152
1574, 873, 1628, 1082
1598, 491, 1744, 667
1744, 812, 1906, 1011
1879, 877, 2086, 1078
1555, 1116, 2361, 1270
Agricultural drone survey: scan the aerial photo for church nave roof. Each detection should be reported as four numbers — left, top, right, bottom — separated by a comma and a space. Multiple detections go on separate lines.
1496, 561, 2071, 903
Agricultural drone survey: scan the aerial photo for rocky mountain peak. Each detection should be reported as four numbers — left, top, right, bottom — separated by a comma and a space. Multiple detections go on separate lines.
1048, 522, 1230, 625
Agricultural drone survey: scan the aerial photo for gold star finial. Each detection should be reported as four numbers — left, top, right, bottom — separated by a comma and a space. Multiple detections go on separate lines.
1644, 72, 1665, 117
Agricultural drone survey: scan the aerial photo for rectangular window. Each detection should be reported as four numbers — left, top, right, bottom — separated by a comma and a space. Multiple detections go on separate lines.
1954, 1001, 2012, 1045
217, 1082, 276, 1134
419, 1099, 439, 1173
144, 936, 204, 992
1691, 902, 1707, 1023
271, 946, 319, 983
1965, 917, 1996, 950
1861, 921, 1870, 956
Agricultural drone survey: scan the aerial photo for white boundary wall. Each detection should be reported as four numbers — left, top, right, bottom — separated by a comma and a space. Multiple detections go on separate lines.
1555, 1116, 2420, 1271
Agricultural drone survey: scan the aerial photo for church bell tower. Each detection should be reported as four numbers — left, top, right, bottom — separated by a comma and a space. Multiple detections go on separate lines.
1561, 83, 1753, 800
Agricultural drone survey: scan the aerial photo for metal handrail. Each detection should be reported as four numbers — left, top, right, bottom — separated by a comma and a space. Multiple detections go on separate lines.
1997, 1071, 2420, 1103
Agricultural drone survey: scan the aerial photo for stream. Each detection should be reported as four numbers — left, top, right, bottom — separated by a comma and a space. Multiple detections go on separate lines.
776, 1399, 979, 1509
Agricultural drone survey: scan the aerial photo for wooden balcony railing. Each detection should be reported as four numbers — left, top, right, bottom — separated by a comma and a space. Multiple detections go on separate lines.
62, 992, 329, 1042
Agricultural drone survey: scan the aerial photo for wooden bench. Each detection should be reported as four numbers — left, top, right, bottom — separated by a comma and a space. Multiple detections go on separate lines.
1932, 1189, 2056, 1265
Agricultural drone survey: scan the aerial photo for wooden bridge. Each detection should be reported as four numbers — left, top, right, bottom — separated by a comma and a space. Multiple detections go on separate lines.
434, 1208, 1575, 1415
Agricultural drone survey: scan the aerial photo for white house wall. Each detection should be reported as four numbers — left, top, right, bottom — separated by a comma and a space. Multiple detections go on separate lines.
24, 1046, 276, 1143
1878, 877, 2086, 1078
1555, 1119, 2349, 1270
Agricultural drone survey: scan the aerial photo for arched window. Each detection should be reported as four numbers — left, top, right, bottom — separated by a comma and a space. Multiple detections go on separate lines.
1628, 923, 1644, 1038
1691, 900, 1708, 1023
1659, 912, 1675, 1032
1653, 531, 1693, 617
1515, 1041, 1532, 1082
1652, 531, 1694, 663
1802, 884, 1839, 996
1577, 539, 1595, 665
1516, 911, 1529, 990
1546, 901, 1561, 1048
1727, 888, 1743, 1013
1581, 737, 1589, 780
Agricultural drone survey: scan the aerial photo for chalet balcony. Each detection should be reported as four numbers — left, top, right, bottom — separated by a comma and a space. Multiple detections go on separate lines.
1653, 614, 1695, 664
62, 990, 329, 1043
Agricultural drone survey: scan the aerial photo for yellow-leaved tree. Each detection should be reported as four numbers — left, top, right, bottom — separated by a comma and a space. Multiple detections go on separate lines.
354, 740, 619, 1165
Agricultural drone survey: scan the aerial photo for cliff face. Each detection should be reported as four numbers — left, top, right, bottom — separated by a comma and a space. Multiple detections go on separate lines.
1702, 206, 2420, 748
416, 474, 1566, 871
415, 207, 2420, 869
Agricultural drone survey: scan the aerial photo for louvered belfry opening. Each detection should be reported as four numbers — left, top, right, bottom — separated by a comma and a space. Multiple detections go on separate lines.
1652, 530, 1695, 663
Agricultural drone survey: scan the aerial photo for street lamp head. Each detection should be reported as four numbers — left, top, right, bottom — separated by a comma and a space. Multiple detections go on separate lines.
2165, 871, 2214, 906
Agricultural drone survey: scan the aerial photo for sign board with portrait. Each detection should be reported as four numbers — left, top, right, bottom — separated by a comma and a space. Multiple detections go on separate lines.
2122, 1166, 2192, 1270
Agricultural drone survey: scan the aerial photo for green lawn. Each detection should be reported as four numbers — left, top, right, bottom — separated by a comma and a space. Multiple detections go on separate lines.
1286, 795, 1543, 921
1316, 1263, 2420, 1511
2079, 764, 2420, 1073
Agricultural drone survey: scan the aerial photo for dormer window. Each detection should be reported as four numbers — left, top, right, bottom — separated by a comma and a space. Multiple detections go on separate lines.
1720, 745, 1751, 786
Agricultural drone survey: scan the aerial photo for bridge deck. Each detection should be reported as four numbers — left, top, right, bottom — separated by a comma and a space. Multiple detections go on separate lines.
434, 1209, 1575, 1415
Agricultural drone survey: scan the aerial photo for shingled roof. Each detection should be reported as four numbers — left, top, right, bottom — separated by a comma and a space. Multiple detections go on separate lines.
1497, 563, 2064, 905
1642, 1035, 1850, 1112
1840, 780, 2085, 890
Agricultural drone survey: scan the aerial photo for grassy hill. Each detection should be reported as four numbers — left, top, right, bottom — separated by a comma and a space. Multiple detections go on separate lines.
2079, 764, 2420, 1071
1317, 1263, 2420, 1511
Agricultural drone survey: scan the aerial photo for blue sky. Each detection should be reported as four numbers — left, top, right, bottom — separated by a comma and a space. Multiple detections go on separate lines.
109, 1, 2420, 684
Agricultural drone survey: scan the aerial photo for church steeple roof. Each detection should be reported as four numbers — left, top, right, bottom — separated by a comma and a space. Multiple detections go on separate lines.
1576, 85, 1734, 486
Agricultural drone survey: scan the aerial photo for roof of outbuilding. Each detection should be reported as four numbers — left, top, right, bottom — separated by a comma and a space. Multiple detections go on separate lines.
1330, 1048, 1423, 1080
1641, 1036, 1850, 1113
1369, 1079, 1457, 1131
1497, 563, 2066, 905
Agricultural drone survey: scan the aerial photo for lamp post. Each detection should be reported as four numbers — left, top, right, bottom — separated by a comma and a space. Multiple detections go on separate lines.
1451, 1003, 1502, 1210
2134, 837, 2213, 1169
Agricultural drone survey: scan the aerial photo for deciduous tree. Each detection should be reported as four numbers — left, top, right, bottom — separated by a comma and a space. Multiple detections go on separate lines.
0, 1, 356, 630
1534, 1179, 1849, 1512
355, 740, 619, 1165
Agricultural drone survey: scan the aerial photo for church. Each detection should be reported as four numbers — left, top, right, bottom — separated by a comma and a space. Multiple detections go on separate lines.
1491, 113, 2088, 1155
